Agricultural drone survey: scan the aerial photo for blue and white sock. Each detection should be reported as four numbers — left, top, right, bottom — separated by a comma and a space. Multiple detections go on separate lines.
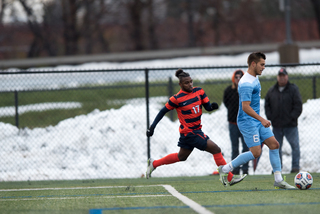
269, 149, 281, 172
269, 149, 283, 182
223, 151, 255, 173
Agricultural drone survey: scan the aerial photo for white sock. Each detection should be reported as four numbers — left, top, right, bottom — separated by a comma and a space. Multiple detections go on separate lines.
274, 171, 283, 183
222, 163, 233, 173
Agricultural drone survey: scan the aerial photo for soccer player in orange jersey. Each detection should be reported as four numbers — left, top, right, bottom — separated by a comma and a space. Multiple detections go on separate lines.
146, 69, 247, 186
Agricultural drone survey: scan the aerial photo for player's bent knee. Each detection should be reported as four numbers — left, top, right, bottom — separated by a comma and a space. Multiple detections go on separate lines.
211, 146, 221, 154
251, 150, 262, 158
268, 141, 279, 150
206, 140, 221, 154
178, 156, 188, 161
264, 137, 280, 149
252, 152, 261, 159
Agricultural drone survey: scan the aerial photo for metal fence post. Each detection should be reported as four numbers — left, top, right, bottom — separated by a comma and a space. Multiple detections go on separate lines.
313, 76, 316, 99
145, 68, 151, 160
14, 90, 19, 128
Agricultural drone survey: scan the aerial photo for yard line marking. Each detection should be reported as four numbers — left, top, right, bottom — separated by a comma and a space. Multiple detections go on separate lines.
0, 185, 162, 192
6, 186, 318, 192
0, 194, 171, 202
162, 185, 214, 214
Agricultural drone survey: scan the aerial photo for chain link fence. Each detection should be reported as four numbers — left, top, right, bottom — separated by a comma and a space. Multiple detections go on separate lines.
1, 63, 320, 181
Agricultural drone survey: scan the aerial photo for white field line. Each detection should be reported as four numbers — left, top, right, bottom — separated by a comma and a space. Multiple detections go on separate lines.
1, 184, 215, 214
162, 185, 214, 214
0, 195, 171, 202
0, 185, 162, 192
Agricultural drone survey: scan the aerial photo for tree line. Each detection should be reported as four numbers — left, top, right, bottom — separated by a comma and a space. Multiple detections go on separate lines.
0, 0, 319, 60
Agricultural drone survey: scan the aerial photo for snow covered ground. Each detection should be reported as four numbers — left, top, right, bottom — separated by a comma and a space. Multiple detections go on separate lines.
1, 98, 319, 181
0, 49, 320, 181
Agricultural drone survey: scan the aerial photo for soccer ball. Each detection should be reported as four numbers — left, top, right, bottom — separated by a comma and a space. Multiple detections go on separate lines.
294, 172, 313, 190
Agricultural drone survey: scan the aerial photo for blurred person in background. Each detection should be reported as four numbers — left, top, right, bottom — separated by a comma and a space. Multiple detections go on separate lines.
146, 68, 247, 186
265, 68, 302, 173
223, 69, 249, 175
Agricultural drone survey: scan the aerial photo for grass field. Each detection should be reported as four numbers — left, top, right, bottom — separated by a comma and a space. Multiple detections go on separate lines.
1, 173, 319, 214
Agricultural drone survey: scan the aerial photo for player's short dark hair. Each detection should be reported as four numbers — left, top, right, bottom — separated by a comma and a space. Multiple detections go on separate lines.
175, 69, 190, 83
247, 52, 266, 66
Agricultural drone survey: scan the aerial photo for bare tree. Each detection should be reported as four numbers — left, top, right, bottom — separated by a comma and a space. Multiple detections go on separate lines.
19, 0, 113, 56
147, 0, 158, 49
185, 0, 195, 47
82, 0, 95, 54
311, 0, 320, 38
0, 0, 319, 60
82, 0, 110, 54
93, 0, 110, 53
61, 0, 80, 55
18, 0, 57, 57
127, 0, 146, 51
211, 0, 222, 46
0, 0, 8, 26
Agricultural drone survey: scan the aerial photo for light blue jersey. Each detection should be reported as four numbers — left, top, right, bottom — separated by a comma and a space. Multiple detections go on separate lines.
237, 72, 273, 148
237, 72, 261, 127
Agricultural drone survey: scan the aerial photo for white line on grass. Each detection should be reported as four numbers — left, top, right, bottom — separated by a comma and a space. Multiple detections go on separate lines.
162, 185, 214, 214
2, 184, 214, 214
0, 185, 162, 192
0, 194, 171, 202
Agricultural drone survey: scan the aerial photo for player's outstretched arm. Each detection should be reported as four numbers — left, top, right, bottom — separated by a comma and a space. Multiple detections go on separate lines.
146, 106, 170, 137
203, 102, 219, 111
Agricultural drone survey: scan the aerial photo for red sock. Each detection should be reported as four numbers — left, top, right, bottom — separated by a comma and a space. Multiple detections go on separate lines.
227, 173, 233, 182
213, 152, 234, 182
153, 153, 180, 168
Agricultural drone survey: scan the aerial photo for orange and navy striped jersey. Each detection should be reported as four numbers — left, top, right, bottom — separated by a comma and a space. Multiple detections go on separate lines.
165, 87, 210, 134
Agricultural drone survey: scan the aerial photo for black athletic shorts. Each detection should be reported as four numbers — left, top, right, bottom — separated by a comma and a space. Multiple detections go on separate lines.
178, 129, 209, 151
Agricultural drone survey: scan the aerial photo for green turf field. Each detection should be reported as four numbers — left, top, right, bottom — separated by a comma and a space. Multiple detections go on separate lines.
0, 173, 319, 214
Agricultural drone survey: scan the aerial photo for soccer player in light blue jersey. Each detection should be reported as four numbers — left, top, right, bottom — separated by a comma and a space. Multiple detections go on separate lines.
217, 52, 295, 189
